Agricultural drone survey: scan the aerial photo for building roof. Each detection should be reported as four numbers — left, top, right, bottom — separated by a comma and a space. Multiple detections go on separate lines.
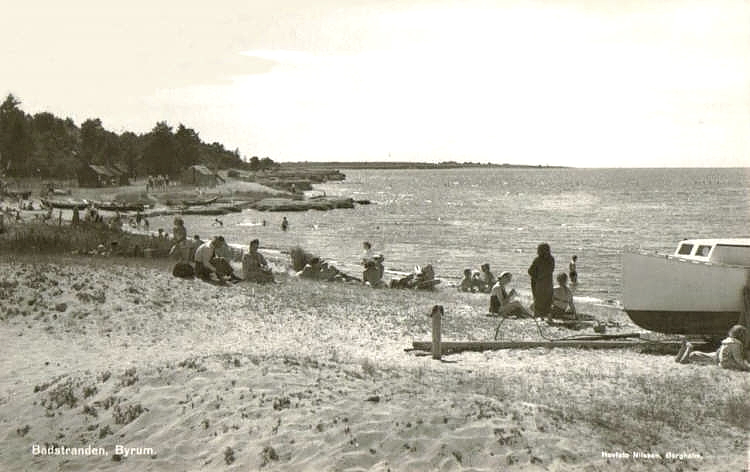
87, 164, 123, 177
188, 165, 215, 176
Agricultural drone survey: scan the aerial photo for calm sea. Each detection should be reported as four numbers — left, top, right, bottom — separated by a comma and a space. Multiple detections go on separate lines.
148, 168, 750, 304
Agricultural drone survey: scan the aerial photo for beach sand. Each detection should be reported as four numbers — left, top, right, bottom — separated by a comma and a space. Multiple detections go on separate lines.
0, 256, 746, 471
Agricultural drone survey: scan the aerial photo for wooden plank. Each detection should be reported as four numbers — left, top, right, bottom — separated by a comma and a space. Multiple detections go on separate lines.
411, 340, 707, 354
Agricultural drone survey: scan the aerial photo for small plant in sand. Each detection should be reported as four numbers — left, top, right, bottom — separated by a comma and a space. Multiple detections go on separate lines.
224, 446, 235, 465
112, 402, 145, 425
44, 378, 78, 409
260, 446, 279, 467
119, 367, 138, 387
361, 358, 377, 377
98, 425, 112, 438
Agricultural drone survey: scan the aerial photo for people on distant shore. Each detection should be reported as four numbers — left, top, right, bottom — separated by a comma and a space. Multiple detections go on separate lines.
242, 239, 274, 284
489, 271, 532, 318
550, 272, 577, 320
675, 325, 750, 371
569, 255, 578, 285
528, 243, 555, 317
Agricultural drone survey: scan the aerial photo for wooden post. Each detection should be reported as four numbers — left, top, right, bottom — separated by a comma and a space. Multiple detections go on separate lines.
58, 210, 62, 226
431, 305, 443, 360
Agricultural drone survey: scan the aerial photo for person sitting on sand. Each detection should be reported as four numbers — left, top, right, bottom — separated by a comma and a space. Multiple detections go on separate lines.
242, 239, 274, 284
297, 257, 323, 279
459, 269, 474, 292
550, 272, 577, 321
489, 271, 532, 317
213, 236, 241, 282
363, 255, 386, 288
194, 236, 240, 282
480, 263, 495, 293
676, 325, 750, 371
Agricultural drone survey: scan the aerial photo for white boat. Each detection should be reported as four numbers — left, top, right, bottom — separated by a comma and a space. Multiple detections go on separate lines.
622, 238, 750, 335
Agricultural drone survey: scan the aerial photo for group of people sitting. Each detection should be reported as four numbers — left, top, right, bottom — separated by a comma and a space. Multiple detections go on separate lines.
458, 263, 497, 293
170, 217, 274, 284
458, 257, 578, 322
361, 241, 440, 290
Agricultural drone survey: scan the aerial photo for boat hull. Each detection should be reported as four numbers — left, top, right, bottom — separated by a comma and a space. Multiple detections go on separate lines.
625, 310, 739, 336
41, 199, 89, 210
622, 252, 749, 335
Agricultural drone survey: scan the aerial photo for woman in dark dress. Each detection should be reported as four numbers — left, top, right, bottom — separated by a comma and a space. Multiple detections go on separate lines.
528, 243, 555, 318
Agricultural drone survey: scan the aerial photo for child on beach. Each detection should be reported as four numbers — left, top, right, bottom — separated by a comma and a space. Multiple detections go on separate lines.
480, 263, 495, 293
569, 255, 578, 285
676, 325, 750, 371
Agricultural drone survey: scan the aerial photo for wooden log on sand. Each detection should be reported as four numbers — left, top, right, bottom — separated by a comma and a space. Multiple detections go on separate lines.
411, 340, 710, 355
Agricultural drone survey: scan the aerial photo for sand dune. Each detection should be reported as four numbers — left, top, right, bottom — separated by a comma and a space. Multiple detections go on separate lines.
0, 258, 746, 471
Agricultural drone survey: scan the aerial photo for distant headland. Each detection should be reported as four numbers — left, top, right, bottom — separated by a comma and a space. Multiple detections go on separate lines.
280, 162, 569, 170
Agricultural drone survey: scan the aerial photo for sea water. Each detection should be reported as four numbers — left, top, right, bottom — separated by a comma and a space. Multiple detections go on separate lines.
147, 167, 750, 304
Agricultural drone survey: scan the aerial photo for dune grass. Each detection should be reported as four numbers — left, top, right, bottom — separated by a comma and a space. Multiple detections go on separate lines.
0, 222, 174, 257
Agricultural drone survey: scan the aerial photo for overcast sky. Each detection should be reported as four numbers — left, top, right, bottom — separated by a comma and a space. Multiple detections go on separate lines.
2, 0, 748, 167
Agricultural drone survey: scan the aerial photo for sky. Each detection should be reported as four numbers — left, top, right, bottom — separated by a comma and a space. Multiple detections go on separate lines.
1, 0, 749, 167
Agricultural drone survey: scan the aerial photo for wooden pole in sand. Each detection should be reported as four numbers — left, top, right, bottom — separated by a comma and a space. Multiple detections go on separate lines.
431, 305, 443, 360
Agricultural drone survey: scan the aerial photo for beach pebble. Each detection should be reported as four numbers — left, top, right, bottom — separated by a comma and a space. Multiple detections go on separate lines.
55, 303, 67, 312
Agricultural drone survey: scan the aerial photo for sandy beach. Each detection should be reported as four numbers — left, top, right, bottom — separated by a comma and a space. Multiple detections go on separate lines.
0, 253, 747, 471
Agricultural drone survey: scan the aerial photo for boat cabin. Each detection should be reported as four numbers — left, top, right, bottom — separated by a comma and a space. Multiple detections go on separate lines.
674, 238, 750, 266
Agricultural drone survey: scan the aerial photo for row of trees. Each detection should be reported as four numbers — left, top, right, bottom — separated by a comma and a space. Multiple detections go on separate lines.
0, 94, 277, 179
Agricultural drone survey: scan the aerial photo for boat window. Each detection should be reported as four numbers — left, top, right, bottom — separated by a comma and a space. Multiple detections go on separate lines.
696, 245, 712, 257
677, 243, 693, 255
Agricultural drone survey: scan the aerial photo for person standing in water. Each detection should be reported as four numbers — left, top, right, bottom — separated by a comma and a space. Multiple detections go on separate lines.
281, 216, 289, 232
569, 255, 578, 285
528, 243, 555, 318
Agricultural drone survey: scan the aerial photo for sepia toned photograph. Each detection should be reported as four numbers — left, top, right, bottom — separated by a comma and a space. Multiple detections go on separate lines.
1, 1, 748, 470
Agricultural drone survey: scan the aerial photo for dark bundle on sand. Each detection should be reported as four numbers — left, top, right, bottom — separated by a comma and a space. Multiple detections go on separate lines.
390, 264, 441, 290
289, 246, 361, 283
290, 246, 316, 272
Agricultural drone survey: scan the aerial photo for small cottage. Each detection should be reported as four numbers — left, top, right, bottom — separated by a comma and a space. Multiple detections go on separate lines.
180, 165, 225, 187
77, 164, 130, 187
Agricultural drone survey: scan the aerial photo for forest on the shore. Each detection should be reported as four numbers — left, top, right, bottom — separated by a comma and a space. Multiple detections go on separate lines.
0, 94, 277, 179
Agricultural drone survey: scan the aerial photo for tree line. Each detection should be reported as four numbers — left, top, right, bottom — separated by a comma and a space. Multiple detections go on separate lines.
0, 94, 277, 179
